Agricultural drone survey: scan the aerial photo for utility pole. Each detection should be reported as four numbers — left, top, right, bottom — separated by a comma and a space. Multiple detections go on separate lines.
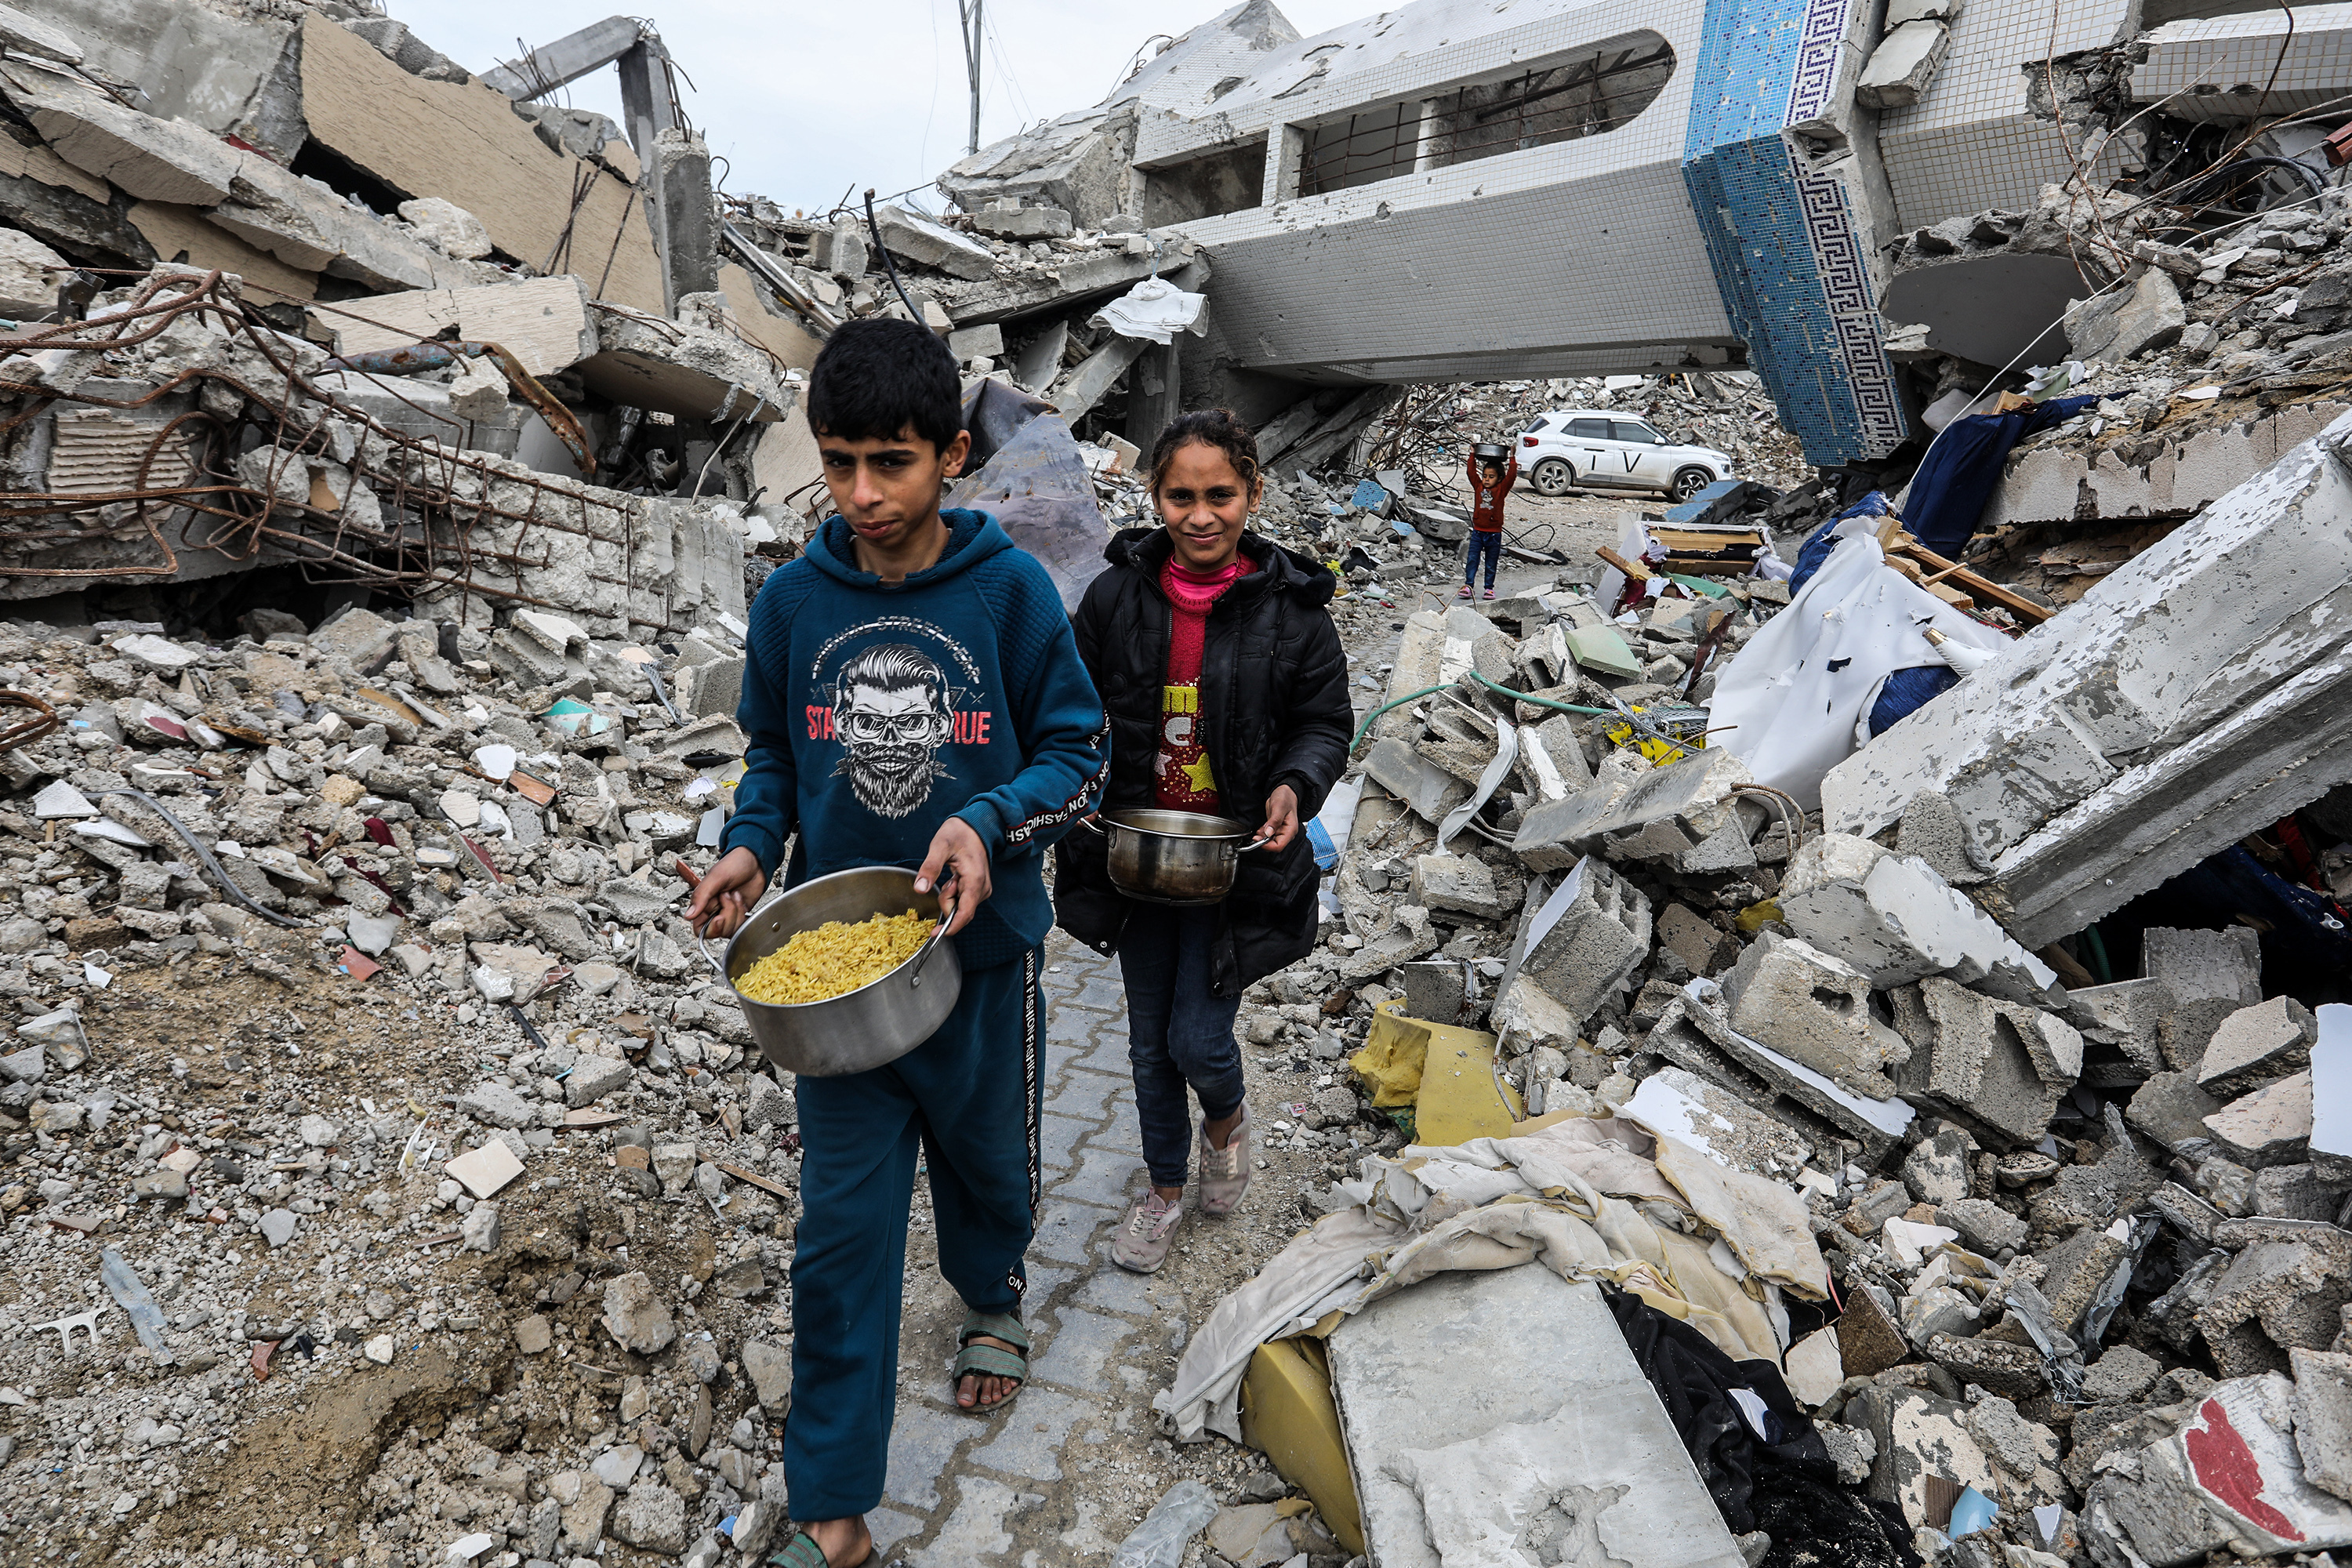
959, 0, 983, 155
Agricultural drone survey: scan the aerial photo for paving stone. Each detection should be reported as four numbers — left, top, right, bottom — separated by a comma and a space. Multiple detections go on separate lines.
964, 1387, 1089, 1480
1026, 1306, 1129, 1394
883, 1400, 972, 1512
1027, 1198, 1118, 1267
1051, 1145, 1142, 1210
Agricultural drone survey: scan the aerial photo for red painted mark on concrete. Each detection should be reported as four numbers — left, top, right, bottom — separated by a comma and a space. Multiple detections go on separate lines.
2183, 1396, 2301, 1541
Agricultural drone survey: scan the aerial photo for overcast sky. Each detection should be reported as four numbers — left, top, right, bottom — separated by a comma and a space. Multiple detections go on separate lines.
390, 0, 1365, 218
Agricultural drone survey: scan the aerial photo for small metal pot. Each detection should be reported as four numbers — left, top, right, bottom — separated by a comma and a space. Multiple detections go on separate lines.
707, 866, 960, 1077
1472, 442, 1508, 463
1083, 809, 1267, 906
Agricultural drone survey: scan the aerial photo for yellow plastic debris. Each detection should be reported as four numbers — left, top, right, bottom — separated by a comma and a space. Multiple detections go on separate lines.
1240, 1338, 1366, 1555
1602, 703, 1710, 764
1347, 1001, 1428, 1109
1352, 1000, 1523, 1141
1733, 897, 1782, 935
1414, 1030, 1523, 1146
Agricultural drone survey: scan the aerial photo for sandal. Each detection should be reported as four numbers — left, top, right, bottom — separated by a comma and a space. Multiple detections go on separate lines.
769, 1529, 877, 1567
952, 1309, 1029, 1413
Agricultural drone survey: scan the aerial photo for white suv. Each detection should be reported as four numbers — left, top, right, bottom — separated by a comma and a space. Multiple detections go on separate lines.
1516, 411, 1733, 502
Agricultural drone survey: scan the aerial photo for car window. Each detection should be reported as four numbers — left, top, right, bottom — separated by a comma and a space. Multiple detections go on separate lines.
1566, 418, 1610, 439
1524, 415, 1551, 432
1613, 420, 1663, 444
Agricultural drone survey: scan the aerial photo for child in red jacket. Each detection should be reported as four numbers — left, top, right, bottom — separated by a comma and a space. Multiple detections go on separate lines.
1461, 448, 1519, 600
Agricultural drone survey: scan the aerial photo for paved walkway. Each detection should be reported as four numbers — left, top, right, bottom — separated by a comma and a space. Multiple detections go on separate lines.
862, 931, 1199, 1565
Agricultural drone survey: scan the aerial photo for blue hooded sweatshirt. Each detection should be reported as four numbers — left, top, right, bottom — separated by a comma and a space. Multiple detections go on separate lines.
720, 508, 1109, 971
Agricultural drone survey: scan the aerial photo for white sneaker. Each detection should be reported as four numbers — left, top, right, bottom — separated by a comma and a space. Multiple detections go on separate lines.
1197, 1106, 1251, 1217
1111, 1191, 1183, 1273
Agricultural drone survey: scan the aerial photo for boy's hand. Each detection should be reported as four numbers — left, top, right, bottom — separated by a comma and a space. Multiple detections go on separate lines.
1255, 785, 1301, 852
688, 847, 768, 940
916, 818, 991, 937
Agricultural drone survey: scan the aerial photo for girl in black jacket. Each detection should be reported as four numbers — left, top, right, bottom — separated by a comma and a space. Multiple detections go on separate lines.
1054, 408, 1353, 1272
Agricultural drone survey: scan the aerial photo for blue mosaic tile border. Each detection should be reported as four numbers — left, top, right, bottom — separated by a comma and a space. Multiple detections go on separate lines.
1682, 0, 1910, 466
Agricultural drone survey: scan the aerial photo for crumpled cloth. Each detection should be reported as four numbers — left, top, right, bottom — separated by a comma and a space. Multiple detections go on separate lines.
1091, 277, 1208, 344
1154, 1114, 1828, 1442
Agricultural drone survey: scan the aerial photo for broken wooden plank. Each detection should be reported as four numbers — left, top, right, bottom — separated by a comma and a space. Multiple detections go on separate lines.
1595, 544, 1653, 583
699, 1153, 794, 1200
1887, 536, 2052, 624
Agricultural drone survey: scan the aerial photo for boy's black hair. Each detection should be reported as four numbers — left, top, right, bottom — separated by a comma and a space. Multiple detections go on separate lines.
806, 317, 964, 454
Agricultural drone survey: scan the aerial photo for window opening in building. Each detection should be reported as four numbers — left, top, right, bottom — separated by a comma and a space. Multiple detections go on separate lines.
1296, 32, 1674, 198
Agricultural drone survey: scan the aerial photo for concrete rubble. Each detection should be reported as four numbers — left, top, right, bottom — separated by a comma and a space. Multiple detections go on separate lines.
0, 0, 2347, 1566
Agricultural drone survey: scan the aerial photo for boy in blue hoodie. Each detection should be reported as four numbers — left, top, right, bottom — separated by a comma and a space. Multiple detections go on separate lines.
688, 318, 1108, 1568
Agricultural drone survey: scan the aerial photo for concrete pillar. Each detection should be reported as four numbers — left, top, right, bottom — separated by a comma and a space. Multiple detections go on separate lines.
1124, 340, 1180, 452
1411, 98, 1442, 173
649, 127, 719, 314
1263, 124, 1306, 205
616, 40, 678, 155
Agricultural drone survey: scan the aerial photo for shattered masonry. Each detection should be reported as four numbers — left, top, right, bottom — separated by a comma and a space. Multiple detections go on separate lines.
1, 0, 2351, 1566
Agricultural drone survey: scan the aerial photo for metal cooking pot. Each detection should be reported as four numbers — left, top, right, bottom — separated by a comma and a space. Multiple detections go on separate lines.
706, 866, 960, 1077
1082, 808, 1268, 906
1472, 442, 1508, 462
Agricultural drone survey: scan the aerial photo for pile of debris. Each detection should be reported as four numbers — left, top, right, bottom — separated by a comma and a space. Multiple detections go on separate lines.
0, 585, 828, 1560
1195, 536, 2352, 1563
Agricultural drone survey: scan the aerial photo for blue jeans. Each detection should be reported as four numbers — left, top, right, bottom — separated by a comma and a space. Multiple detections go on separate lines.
1464, 528, 1502, 588
1118, 904, 1246, 1189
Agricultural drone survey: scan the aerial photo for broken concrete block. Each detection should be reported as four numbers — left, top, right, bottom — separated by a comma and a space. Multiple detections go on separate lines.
1779, 834, 2060, 1005
872, 205, 996, 281
1645, 982, 1913, 1163
2195, 1228, 2352, 1375
1515, 746, 1753, 873
1406, 854, 1508, 923
1359, 737, 1470, 828
1329, 1269, 1745, 1568
1657, 902, 1737, 977
2129, 1070, 2227, 1151
944, 322, 1004, 361
2145, 927, 2265, 1071
2254, 1164, 2335, 1222
2066, 266, 2185, 363
576, 297, 788, 423
327, 276, 593, 377
1893, 975, 2082, 1145
1851, 1384, 1998, 1527
2198, 996, 2315, 1097
1902, 1123, 1979, 1206
971, 203, 1073, 239
2087, 1373, 2352, 1564
396, 196, 492, 260
1719, 931, 1910, 1100
2205, 1070, 2314, 1168
2066, 978, 2169, 1075
1937, 1196, 2027, 1255
0, 227, 67, 318
24, 88, 238, 207
1509, 859, 1651, 1026
2294, 1347, 2352, 1504
1855, 20, 1948, 110
1896, 789, 1985, 884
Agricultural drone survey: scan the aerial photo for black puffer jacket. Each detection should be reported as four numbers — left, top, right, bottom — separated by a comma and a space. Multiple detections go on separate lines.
1054, 527, 1353, 995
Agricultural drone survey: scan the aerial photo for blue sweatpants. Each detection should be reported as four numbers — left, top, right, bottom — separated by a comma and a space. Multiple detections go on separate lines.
783, 949, 1044, 1521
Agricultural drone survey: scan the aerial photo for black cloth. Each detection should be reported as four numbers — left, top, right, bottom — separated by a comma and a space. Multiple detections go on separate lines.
1054, 527, 1353, 996
1602, 1290, 1920, 1568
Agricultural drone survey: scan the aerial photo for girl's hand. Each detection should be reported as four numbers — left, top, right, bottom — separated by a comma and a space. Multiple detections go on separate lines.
1256, 785, 1301, 852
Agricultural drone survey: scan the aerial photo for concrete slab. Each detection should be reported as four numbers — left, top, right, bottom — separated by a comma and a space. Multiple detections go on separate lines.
1329, 1267, 1744, 1568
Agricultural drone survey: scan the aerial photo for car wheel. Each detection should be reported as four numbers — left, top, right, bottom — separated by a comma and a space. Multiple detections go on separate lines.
1670, 466, 1715, 502
1530, 458, 1575, 497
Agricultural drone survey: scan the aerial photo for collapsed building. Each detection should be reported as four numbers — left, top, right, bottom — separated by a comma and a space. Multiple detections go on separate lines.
946, 0, 2341, 470
0, 0, 2350, 1564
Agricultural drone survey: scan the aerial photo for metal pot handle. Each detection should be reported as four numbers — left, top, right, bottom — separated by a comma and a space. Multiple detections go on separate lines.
1076, 815, 1106, 835
909, 904, 956, 989
1240, 833, 1276, 851
698, 935, 727, 978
